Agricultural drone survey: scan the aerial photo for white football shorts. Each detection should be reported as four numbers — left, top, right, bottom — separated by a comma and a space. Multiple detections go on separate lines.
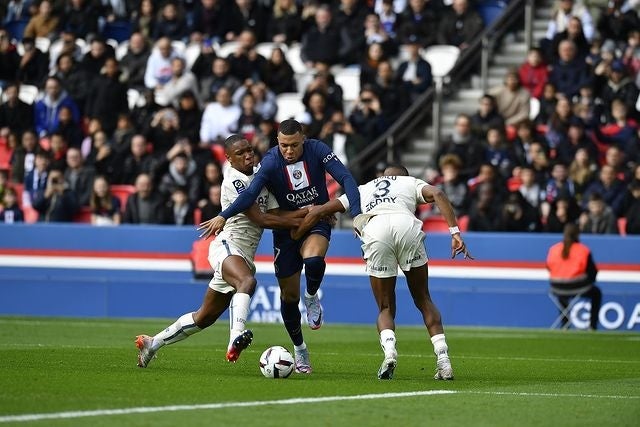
360, 214, 428, 278
207, 238, 256, 294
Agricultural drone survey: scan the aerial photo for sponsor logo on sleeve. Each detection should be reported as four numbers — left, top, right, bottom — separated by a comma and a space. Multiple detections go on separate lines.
233, 180, 246, 194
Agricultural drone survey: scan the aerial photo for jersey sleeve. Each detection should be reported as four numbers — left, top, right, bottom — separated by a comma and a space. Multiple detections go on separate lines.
317, 141, 362, 217
415, 178, 430, 204
219, 155, 273, 219
337, 193, 349, 211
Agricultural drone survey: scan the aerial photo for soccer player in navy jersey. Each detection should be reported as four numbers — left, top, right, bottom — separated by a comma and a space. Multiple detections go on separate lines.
199, 119, 362, 373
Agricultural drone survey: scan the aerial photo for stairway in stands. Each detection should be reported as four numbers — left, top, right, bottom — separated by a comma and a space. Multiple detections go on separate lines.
400, 0, 554, 179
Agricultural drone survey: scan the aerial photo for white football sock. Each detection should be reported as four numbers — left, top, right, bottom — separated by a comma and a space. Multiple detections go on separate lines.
430, 333, 449, 357
152, 312, 201, 351
228, 293, 251, 349
379, 329, 397, 358
294, 342, 307, 352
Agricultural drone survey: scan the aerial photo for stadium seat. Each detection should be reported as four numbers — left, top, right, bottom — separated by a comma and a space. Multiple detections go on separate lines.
285, 43, 308, 74
115, 40, 129, 61
476, 1, 507, 27
529, 97, 540, 121
421, 45, 460, 79
0, 138, 12, 170
255, 42, 287, 60
35, 37, 50, 53
73, 206, 93, 223
184, 43, 202, 70
216, 41, 240, 58
193, 208, 202, 225
548, 289, 592, 330
127, 88, 145, 110
23, 206, 39, 223
334, 67, 361, 102
507, 176, 522, 191
171, 40, 186, 57
211, 144, 227, 165
110, 185, 135, 211
190, 237, 215, 279
617, 217, 627, 236
101, 20, 132, 43
18, 85, 39, 104
275, 92, 305, 123
422, 215, 450, 233
11, 183, 24, 208
4, 19, 29, 42
458, 215, 469, 232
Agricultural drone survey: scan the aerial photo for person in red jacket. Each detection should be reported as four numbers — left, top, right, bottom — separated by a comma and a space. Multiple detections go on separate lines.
546, 223, 601, 329
518, 47, 549, 99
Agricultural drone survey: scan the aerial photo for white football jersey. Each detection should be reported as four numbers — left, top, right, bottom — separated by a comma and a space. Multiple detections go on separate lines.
339, 175, 430, 232
219, 166, 279, 256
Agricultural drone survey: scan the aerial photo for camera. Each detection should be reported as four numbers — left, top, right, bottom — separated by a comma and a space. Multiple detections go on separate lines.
51, 178, 60, 185
361, 98, 373, 104
332, 122, 343, 132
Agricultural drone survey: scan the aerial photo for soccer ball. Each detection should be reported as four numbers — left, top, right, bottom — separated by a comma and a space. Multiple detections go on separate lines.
259, 346, 295, 379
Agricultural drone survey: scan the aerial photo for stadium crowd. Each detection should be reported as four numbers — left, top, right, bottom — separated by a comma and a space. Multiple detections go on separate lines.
0, 0, 638, 235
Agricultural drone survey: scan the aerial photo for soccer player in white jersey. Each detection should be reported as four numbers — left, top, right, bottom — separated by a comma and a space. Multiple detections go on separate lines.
292, 164, 473, 380
135, 135, 306, 368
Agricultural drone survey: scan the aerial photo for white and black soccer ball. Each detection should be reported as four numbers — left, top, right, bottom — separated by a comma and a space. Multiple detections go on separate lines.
259, 346, 295, 379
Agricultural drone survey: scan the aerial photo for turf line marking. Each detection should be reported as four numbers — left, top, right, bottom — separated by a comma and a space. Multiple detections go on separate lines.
468, 391, 640, 400
0, 391, 455, 423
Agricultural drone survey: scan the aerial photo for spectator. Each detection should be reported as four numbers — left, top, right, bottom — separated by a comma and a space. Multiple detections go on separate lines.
153, 1, 188, 41
397, 0, 439, 47
512, 119, 545, 168
23, 0, 59, 39
363, 12, 396, 56
133, 0, 156, 43
189, 38, 217, 80
156, 57, 201, 109
302, 90, 332, 139
467, 182, 501, 231
32, 169, 79, 222
556, 117, 598, 165
199, 183, 222, 221
348, 86, 387, 144
262, 46, 296, 94
176, 90, 203, 145
436, 0, 483, 50
333, 0, 369, 65
622, 180, 640, 234
192, 0, 232, 43
116, 134, 159, 185
226, 0, 269, 43
546, 223, 601, 330
63, 147, 95, 206
163, 186, 194, 225
301, 66, 343, 113
0, 29, 20, 87
360, 42, 387, 88
376, 0, 400, 38
48, 29, 83, 69
199, 86, 242, 147
10, 129, 40, 184
120, 32, 151, 90
85, 130, 116, 178
582, 163, 627, 215
435, 114, 483, 180
197, 160, 223, 206
470, 94, 505, 140
579, 191, 618, 234
519, 47, 549, 99
267, 0, 302, 45
158, 151, 201, 204
598, 60, 640, 119
544, 95, 575, 151
395, 35, 432, 102
544, 195, 580, 233
112, 114, 136, 156
518, 165, 543, 209
47, 131, 67, 172
16, 37, 48, 86
199, 57, 242, 104
596, 99, 638, 159
51, 54, 88, 110
545, 0, 594, 43
488, 69, 531, 127
499, 190, 540, 232
596, 0, 640, 44
62, 0, 100, 40
80, 37, 115, 78
621, 29, 640, 77
484, 126, 513, 180
227, 29, 267, 82
524, 140, 551, 185
549, 39, 593, 99
54, 105, 83, 149
146, 107, 181, 158
535, 82, 559, 125
89, 175, 121, 226
602, 145, 630, 183
435, 154, 469, 217
131, 89, 160, 135
0, 186, 24, 223
568, 146, 597, 199
0, 83, 34, 137
301, 4, 343, 66
235, 92, 261, 142
122, 172, 166, 224
144, 37, 179, 91
372, 60, 410, 125
542, 161, 575, 216
232, 81, 277, 121
34, 76, 81, 139
23, 150, 50, 206
85, 57, 128, 136
549, 16, 590, 63
3, 0, 33, 24
319, 110, 366, 182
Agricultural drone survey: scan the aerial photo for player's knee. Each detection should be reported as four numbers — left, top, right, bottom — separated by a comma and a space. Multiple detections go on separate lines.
303, 256, 326, 279
236, 276, 257, 294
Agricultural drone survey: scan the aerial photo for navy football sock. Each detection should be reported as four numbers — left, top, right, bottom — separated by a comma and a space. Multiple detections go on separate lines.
303, 256, 326, 296
281, 300, 304, 346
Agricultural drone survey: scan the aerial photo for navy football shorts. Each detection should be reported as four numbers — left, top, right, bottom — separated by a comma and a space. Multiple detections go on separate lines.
272, 221, 331, 278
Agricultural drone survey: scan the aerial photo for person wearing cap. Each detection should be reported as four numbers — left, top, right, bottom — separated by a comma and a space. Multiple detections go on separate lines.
599, 60, 639, 119
396, 34, 432, 101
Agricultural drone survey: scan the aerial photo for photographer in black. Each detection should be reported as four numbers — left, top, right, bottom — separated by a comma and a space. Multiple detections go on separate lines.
32, 169, 79, 222
320, 110, 366, 183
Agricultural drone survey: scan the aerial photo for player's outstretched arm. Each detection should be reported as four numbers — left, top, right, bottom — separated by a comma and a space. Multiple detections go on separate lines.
198, 215, 226, 239
291, 199, 346, 240
421, 185, 473, 260
245, 204, 308, 230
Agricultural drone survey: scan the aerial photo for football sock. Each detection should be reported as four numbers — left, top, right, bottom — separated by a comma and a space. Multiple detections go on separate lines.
303, 256, 326, 296
294, 342, 307, 352
281, 300, 304, 346
152, 312, 201, 351
228, 293, 251, 349
379, 329, 397, 358
431, 333, 449, 357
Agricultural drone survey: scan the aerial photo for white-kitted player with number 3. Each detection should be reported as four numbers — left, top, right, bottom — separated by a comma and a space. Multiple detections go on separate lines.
292, 164, 473, 380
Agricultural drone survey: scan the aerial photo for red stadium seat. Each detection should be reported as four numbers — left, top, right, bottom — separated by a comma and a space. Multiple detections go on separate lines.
73, 207, 93, 223
11, 183, 24, 209
458, 215, 469, 232
190, 237, 214, 279
618, 217, 627, 236
326, 173, 339, 199
193, 207, 202, 225
0, 137, 12, 170
507, 177, 522, 192
422, 215, 449, 233
211, 144, 226, 165
23, 206, 39, 223
110, 185, 135, 211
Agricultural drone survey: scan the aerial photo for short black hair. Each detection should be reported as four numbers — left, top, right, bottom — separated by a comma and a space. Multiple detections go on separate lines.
278, 119, 302, 136
384, 164, 409, 176
224, 134, 247, 151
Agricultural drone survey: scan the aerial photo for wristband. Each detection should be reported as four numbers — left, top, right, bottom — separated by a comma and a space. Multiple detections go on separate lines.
449, 226, 460, 235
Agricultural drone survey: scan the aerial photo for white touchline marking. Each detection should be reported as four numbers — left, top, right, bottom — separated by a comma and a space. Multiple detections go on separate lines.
1, 390, 639, 423
0, 391, 455, 423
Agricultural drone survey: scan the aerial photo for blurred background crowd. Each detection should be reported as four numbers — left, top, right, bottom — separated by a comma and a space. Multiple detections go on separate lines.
0, 0, 638, 235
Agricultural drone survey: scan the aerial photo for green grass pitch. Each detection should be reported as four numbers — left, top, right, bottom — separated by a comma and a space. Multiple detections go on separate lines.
0, 317, 638, 426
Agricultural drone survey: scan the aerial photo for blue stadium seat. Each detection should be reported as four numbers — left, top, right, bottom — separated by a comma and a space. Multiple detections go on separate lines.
4, 19, 29, 42
101, 20, 132, 43
476, 1, 507, 27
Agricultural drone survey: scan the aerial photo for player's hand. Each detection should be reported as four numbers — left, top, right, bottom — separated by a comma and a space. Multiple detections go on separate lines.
198, 216, 226, 239
319, 214, 337, 226
451, 234, 473, 260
